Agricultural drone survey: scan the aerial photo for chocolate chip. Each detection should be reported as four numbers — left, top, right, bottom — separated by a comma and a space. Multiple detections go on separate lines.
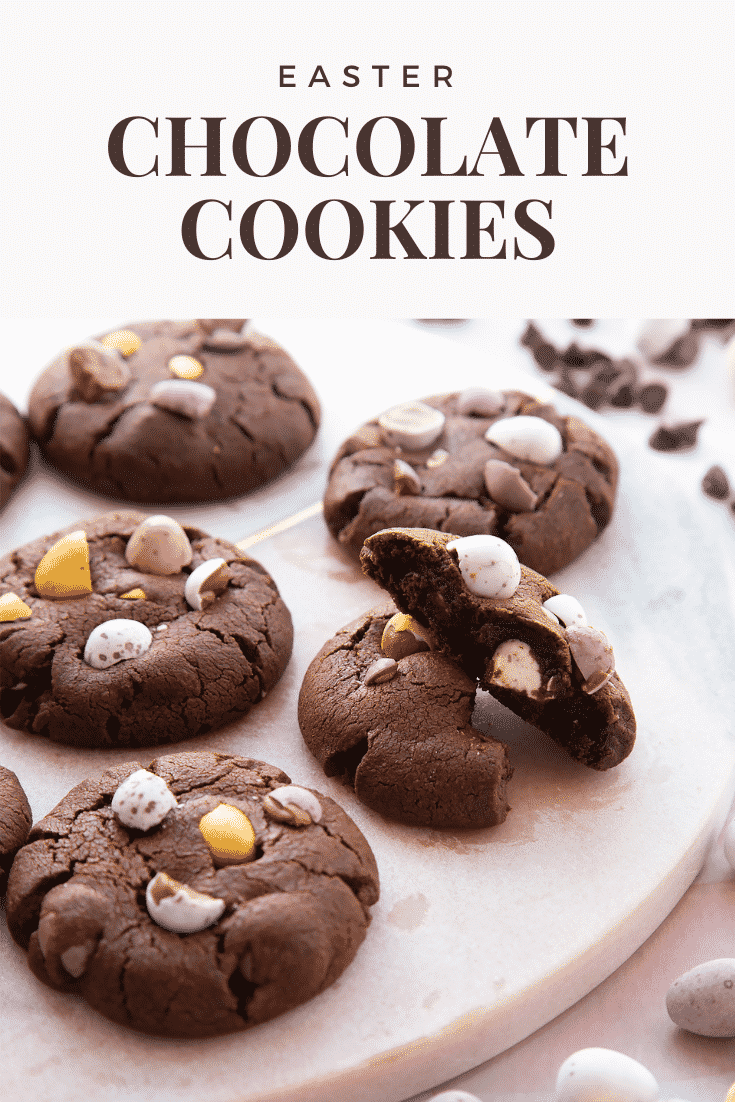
520, 322, 544, 349
554, 371, 579, 398
609, 383, 635, 408
702, 465, 730, 500
561, 342, 588, 368
570, 319, 595, 327
579, 381, 608, 410
648, 420, 704, 452
637, 382, 668, 413
655, 332, 699, 367
533, 342, 557, 370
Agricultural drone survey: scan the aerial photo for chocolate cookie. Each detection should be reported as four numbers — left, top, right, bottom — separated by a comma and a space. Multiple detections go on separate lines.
0, 765, 32, 894
28, 321, 320, 503
1, 393, 30, 509
298, 605, 512, 828
0, 512, 293, 747
324, 389, 618, 576
361, 528, 636, 771
6, 750, 379, 1037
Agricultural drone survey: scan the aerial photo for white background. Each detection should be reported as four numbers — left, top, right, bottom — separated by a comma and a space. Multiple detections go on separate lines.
2, 0, 734, 316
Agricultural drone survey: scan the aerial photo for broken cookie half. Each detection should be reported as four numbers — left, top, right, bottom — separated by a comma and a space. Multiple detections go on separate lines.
360, 527, 636, 772
298, 604, 513, 829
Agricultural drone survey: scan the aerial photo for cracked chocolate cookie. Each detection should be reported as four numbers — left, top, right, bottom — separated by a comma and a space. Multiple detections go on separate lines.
298, 605, 512, 828
0, 512, 293, 747
28, 320, 320, 503
324, 389, 618, 576
6, 750, 379, 1037
1, 393, 30, 509
0, 765, 32, 894
360, 528, 636, 771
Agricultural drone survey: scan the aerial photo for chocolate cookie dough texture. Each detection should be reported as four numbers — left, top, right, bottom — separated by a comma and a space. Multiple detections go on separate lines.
0, 512, 293, 747
28, 320, 321, 503
6, 751, 379, 1037
0, 765, 32, 895
360, 528, 635, 771
324, 389, 618, 576
0, 393, 30, 509
298, 605, 513, 829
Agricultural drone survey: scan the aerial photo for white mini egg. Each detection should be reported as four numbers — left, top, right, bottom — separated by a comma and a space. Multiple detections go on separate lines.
543, 594, 588, 627
485, 415, 563, 464
84, 619, 153, 669
378, 401, 446, 449
150, 379, 216, 419
446, 535, 521, 599
146, 872, 225, 934
556, 1048, 658, 1101
666, 958, 735, 1037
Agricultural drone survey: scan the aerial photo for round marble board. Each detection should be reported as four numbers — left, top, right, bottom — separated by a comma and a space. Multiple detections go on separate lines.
1, 320, 734, 1102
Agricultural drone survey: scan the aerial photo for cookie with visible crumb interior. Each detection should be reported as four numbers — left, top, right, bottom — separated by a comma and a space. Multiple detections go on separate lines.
360, 527, 635, 771
28, 320, 320, 503
6, 750, 379, 1037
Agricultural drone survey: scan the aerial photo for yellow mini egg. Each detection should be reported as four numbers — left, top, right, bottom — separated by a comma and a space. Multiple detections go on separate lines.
35, 530, 92, 599
100, 329, 142, 356
169, 354, 204, 380
198, 804, 256, 866
0, 592, 32, 621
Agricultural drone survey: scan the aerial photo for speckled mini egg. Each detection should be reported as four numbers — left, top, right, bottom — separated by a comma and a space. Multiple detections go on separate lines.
666, 958, 735, 1037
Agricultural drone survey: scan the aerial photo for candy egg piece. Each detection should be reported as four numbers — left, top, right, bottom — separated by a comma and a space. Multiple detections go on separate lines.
146, 872, 225, 933
485, 415, 563, 464
483, 459, 538, 512
381, 612, 434, 660
0, 592, 32, 621
543, 593, 588, 627
112, 768, 177, 831
168, 354, 204, 380
100, 329, 142, 357
35, 530, 92, 599
446, 534, 521, 599
184, 558, 230, 610
264, 785, 323, 825
555, 1048, 658, 1102
455, 387, 505, 417
666, 958, 735, 1037
84, 619, 153, 669
488, 639, 543, 698
150, 379, 216, 419
198, 803, 256, 866
566, 624, 615, 693
125, 515, 193, 576
378, 401, 446, 449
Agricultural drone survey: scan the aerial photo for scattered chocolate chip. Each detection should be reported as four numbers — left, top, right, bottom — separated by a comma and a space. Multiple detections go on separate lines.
654, 332, 699, 368
561, 342, 588, 368
533, 342, 557, 370
571, 319, 595, 327
637, 383, 668, 414
648, 420, 704, 452
579, 381, 608, 410
554, 371, 579, 399
702, 465, 730, 500
609, 383, 635, 408
521, 322, 544, 349
690, 319, 734, 330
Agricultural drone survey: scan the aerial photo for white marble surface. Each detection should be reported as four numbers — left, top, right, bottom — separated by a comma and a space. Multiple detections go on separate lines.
1, 320, 734, 1102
